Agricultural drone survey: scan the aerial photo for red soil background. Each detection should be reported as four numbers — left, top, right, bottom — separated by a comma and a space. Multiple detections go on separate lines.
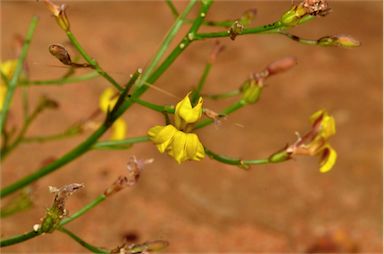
1, 1, 383, 253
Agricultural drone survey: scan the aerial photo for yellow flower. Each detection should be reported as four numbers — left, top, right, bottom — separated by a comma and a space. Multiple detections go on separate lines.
174, 92, 203, 132
148, 124, 204, 164
0, 59, 18, 110
148, 92, 205, 164
99, 87, 126, 140
287, 109, 337, 173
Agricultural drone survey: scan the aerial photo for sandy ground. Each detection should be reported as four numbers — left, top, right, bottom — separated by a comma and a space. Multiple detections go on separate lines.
1, 1, 383, 253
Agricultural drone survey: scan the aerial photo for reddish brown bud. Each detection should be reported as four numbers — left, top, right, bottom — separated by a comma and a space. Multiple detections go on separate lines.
48, 44, 72, 65
266, 56, 297, 76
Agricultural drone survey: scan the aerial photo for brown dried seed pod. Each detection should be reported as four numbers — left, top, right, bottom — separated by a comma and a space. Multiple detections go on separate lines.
48, 44, 72, 65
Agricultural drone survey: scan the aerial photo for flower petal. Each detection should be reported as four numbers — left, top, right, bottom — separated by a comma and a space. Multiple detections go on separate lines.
175, 92, 203, 129
110, 118, 127, 140
99, 87, 117, 113
0, 59, 18, 87
168, 130, 188, 164
185, 133, 205, 161
310, 109, 336, 139
319, 145, 337, 173
148, 125, 177, 153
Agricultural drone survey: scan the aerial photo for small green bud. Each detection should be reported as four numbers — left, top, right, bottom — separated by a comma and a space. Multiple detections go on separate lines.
318, 35, 360, 48
241, 80, 262, 104
268, 150, 291, 163
280, 5, 307, 27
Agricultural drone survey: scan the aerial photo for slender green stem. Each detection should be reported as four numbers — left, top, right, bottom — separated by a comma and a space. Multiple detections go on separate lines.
59, 227, 108, 253
93, 135, 149, 149
2, 99, 52, 159
0, 230, 40, 247
0, 194, 107, 247
136, 0, 197, 91
193, 21, 284, 40
66, 31, 123, 91
19, 71, 99, 86
60, 195, 106, 225
0, 16, 38, 135
22, 126, 82, 143
191, 63, 212, 104
279, 32, 318, 46
205, 147, 270, 168
165, 0, 179, 17
0, 126, 107, 198
204, 89, 240, 100
133, 98, 175, 114
195, 99, 246, 129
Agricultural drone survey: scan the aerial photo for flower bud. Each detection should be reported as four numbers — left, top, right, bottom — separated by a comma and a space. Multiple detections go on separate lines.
280, 4, 308, 27
48, 44, 72, 65
280, 0, 330, 27
239, 9, 257, 27
318, 35, 361, 48
43, 0, 70, 31
266, 57, 297, 76
268, 149, 291, 163
241, 79, 262, 104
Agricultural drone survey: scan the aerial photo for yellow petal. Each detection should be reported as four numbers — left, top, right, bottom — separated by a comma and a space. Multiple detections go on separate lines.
110, 118, 127, 140
310, 109, 336, 139
185, 133, 205, 161
148, 125, 177, 153
174, 92, 203, 129
99, 87, 118, 113
168, 130, 188, 164
319, 145, 337, 173
0, 60, 18, 87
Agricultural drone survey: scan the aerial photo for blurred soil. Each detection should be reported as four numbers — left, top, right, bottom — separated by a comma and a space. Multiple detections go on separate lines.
1, 1, 383, 253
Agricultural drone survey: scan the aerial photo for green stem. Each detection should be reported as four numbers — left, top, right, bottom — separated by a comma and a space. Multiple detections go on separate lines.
60, 195, 106, 225
195, 99, 246, 129
0, 194, 107, 247
191, 63, 212, 105
0, 16, 38, 135
165, 0, 179, 17
279, 32, 318, 46
93, 135, 150, 149
59, 227, 108, 254
0, 126, 107, 198
136, 0, 197, 91
19, 71, 99, 86
21, 126, 82, 143
204, 89, 240, 100
205, 147, 270, 168
2, 99, 51, 159
66, 31, 123, 91
0, 230, 40, 247
193, 21, 284, 40
133, 98, 175, 114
